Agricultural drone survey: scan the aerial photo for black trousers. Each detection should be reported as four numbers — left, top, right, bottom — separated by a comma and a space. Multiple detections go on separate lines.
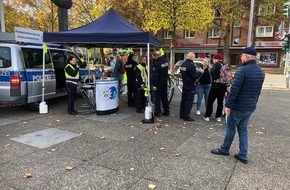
154, 85, 169, 114
66, 82, 77, 113
127, 81, 137, 107
136, 88, 147, 111
180, 89, 194, 119
204, 87, 226, 118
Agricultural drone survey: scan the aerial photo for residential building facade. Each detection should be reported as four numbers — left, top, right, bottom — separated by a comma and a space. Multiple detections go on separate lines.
158, 6, 285, 68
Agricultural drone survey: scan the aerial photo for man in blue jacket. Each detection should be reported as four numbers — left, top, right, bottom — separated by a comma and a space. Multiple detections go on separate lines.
211, 47, 265, 164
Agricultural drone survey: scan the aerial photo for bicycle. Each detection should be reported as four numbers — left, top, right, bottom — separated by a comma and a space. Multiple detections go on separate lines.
167, 74, 182, 104
119, 74, 182, 105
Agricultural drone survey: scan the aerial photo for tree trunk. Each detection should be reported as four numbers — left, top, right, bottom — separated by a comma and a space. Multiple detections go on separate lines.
100, 48, 106, 65
223, 23, 231, 66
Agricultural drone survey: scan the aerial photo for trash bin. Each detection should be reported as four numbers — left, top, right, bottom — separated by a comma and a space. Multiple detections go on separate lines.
95, 77, 119, 115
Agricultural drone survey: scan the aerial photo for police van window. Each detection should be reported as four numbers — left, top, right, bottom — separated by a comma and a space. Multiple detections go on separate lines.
0, 47, 12, 68
51, 50, 66, 69
21, 48, 52, 69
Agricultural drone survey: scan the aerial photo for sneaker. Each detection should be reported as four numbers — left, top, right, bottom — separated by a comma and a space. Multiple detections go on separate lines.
203, 117, 210, 122
196, 110, 201, 115
216, 117, 222, 122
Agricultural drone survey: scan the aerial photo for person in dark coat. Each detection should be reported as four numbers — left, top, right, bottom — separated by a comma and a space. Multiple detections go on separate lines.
152, 51, 170, 117
179, 52, 199, 121
211, 47, 265, 164
124, 54, 137, 107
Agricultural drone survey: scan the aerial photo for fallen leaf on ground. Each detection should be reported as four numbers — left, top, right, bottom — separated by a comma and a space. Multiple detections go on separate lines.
23, 173, 32, 178
65, 166, 74, 171
148, 184, 157, 189
156, 123, 162, 128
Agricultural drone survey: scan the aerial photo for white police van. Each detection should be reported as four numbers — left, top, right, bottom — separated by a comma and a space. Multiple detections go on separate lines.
0, 42, 90, 110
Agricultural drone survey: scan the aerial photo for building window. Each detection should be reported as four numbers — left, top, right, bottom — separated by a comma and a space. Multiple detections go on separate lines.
164, 30, 171, 39
214, 9, 221, 18
256, 26, 274, 37
257, 52, 277, 65
258, 5, 276, 15
234, 20, 241, 27
184, 30, 195, 38
209, 28, 220, 38
233, 37, 239, 45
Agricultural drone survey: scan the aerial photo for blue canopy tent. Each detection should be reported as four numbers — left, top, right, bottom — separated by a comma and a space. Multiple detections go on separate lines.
43, 8, 161, 48
43, 8, 160, 122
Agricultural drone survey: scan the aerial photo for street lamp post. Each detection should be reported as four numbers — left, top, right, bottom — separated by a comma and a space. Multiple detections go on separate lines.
0, 0, 5, 32
247, 0, 255, 47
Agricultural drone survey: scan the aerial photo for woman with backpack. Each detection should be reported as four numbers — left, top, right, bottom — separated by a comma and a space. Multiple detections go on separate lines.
196, 57, 212, 116
203, 54, 228, 122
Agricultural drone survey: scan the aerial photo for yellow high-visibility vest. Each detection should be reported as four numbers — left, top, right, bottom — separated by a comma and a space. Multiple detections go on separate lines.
65, 64, 79, 79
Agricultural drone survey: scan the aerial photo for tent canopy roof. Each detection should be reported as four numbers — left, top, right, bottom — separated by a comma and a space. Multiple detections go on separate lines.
43, 8, 161, 48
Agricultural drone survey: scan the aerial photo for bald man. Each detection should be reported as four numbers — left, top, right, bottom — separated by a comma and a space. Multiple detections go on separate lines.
179, 52, 199, 121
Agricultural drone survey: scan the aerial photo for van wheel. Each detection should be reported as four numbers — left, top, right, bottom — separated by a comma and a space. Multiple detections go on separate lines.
26, 101, 40, 111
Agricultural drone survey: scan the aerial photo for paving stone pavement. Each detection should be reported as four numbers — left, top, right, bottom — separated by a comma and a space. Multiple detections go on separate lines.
0, 74, 289, 190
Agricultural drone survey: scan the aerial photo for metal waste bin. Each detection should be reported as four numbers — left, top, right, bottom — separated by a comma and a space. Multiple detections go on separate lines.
95, 78, 119, 115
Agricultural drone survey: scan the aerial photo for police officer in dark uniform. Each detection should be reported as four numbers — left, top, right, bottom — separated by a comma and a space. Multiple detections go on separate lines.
179, 52, 199, 121
124, 54, 137, 107
152, 51, 170, 117
64, 56, 81, 115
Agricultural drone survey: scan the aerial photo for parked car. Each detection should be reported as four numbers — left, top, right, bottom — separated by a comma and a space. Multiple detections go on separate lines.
174, 58, 204, 75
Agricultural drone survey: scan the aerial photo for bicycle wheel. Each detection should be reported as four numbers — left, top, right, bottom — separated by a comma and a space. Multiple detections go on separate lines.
119, 84, 128, 103
167, 75, 175, 104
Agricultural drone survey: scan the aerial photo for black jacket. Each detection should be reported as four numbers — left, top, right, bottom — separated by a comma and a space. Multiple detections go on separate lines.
152, 56, 169, 87
180, 59, 197, 91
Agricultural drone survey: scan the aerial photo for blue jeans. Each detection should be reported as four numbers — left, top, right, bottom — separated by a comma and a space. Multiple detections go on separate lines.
220, 109, 254, 160
196, 84, 211, 111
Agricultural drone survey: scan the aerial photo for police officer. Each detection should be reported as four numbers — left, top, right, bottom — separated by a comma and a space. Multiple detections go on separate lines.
135, 56, 148, 113
64, 56, 81, 115
179, 52, 199, 121
152, 51, 170, 117
124, 54, 137, 107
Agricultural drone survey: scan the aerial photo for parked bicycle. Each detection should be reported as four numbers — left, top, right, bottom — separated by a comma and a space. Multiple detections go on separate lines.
118, 74, 182, 105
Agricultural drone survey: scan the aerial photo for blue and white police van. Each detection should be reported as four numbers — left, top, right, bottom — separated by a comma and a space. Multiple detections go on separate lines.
0, 42, 91, 110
